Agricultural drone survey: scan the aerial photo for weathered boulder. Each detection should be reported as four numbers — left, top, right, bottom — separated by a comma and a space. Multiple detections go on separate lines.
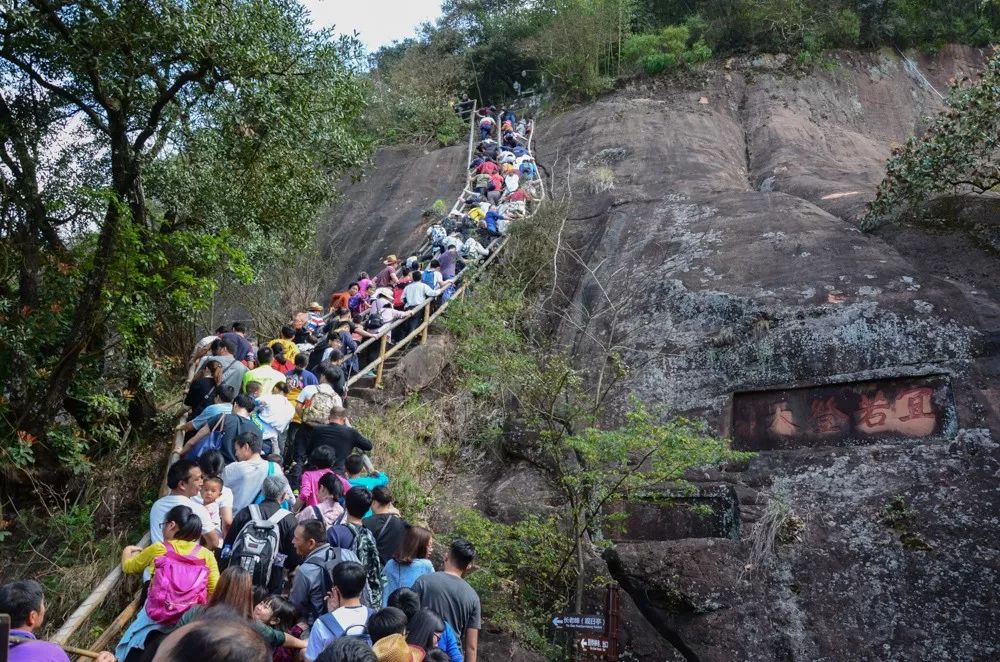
385, 333, 454, 395
480, 462, 562, 524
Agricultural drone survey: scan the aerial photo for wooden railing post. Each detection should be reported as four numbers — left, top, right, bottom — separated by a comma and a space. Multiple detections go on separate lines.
421, 304, 430, 344
374, 333, 389, 388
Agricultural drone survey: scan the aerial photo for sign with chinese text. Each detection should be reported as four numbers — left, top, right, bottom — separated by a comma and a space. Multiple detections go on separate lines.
552, 614, 606, 632
577, 636, 611, 654
732, 374, 955, 450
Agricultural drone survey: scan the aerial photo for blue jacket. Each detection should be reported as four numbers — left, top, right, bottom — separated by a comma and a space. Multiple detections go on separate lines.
439, 621, 465, 662
484, 210, 502, 234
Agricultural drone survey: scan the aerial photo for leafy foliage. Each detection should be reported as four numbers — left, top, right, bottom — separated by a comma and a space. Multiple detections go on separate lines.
376, 0, 1000, 105
452, 509, 570, 654
622, 23, 712, 75
862, 53, 1000, 230
0, 0, 370, 474
364, 41, 469, 146
442, 202, 751, 642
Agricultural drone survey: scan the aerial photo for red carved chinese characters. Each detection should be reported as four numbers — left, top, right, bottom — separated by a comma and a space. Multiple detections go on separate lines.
769, 402, 800, 437
897, 387, 934, 421
856, 391, 893, 434
810, 397, 849, 435
892, 386, 936, 436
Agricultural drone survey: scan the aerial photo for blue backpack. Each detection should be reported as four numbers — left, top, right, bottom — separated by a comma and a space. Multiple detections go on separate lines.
317, 607, 374, 646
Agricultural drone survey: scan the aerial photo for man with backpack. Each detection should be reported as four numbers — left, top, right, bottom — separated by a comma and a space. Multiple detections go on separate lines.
290, 366, 344, 489
363, 486, 408, 566
224, 475, 298, 593
197, 337, 248, 393
328, 486, 385, 608
304, 561, 373, 661
223, 433, 291, 511
290, 520, 364, 626
182, 394, 261, 463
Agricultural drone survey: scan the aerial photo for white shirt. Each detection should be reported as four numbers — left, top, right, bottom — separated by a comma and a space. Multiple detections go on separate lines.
403, 281, 438, 309
223, 459, 291, 512
254, 394, 295, 439
147, 494, 214, 579
192, 486, 233, 530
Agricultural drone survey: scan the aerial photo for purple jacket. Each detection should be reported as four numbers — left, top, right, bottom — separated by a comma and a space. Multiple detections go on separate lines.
9, 630, 69, 662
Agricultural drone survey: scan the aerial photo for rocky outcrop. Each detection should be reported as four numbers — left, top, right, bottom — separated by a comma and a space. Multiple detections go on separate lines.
328, 45, 1000, 661
531, 46, 1000, 660
320, 143, 467, 291
384, 333, 454, 395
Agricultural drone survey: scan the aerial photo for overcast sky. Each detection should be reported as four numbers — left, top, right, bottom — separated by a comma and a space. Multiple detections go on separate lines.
302, 0, 445, 52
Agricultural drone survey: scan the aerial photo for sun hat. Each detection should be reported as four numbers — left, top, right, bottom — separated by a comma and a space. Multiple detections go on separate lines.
372, 634, 425, 662
307, 301, 322, 311
374, 287, 393, 300
383, 254, 400, 265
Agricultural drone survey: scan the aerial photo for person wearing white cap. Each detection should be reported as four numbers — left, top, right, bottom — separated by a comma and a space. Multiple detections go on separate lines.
364, 288, 411, 336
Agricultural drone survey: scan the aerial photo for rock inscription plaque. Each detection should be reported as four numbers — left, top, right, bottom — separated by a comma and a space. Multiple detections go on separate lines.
732, 374, 955, 450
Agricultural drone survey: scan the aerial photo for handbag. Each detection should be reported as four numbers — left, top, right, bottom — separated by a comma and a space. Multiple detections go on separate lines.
188, 414, 226, 459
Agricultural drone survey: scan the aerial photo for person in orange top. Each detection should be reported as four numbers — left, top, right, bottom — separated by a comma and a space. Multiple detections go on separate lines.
328, 283, 358, 312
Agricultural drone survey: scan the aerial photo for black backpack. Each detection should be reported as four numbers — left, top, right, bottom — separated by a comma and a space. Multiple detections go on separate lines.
303, 545, 365, 617
228, 504, 289, 588
364, 303, 385, 331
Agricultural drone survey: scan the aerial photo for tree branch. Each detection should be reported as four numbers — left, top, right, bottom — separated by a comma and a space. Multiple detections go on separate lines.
132, 61, 212, 155
0, 49, 110, 133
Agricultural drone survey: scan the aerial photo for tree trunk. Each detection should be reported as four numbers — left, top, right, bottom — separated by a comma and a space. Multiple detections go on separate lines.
37, 123, 136, 432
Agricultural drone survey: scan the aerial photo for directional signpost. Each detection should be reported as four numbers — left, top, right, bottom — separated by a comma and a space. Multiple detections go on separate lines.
578, 636, 611, 654
551, 614, 606, 632
551, 585, 621, 660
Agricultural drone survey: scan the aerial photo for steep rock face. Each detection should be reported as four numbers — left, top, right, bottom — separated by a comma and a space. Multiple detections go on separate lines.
333, 46, 1000, 660
531, 46, 1000, 660
319, 143, 467, 291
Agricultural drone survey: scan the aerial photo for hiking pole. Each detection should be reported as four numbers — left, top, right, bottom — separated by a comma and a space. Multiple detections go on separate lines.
1, 613, 9, 662
9, 636, 102, 659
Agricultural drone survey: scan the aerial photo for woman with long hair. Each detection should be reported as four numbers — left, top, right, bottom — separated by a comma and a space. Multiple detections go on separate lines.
382, 525, 434, 606
405, 608, 445, 653
177, 567, 306, 653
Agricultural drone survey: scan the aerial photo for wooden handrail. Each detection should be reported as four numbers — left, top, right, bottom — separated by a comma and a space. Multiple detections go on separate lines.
53, 416, 186, 648
57, 104, 544, 650
343, 110, 545, 392
345, 235, 511, 390
56, 364, 197, 648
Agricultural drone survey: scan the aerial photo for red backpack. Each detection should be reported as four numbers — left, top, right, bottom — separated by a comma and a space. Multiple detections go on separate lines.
146, 542, 209, 624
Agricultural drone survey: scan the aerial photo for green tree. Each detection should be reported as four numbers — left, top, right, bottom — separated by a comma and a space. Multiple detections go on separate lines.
0, 0, 368, 464
862, 53, 1000, 230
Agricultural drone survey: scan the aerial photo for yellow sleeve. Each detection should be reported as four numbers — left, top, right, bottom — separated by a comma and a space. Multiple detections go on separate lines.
200, 547, 220, 595
123, 543, 165, 576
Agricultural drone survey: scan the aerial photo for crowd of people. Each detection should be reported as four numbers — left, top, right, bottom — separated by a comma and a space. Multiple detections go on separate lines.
2, 103, 540, 662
